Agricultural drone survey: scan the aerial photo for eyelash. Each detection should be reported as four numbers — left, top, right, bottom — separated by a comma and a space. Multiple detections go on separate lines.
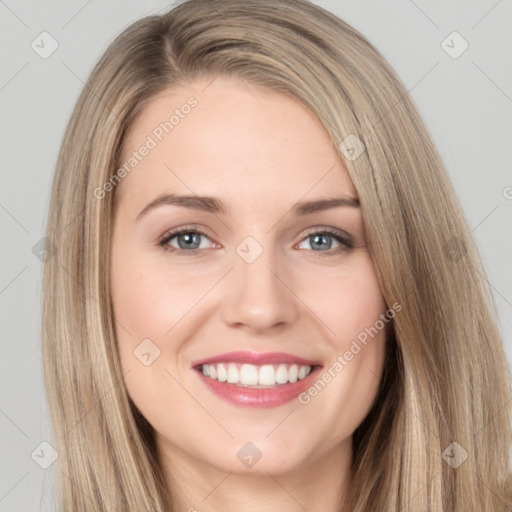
157, 224, 354, 257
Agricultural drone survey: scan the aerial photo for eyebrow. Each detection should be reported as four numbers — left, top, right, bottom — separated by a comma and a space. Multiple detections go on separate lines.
136, 193, 360, 220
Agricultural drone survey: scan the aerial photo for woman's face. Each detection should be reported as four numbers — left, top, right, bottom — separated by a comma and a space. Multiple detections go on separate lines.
111, 76, 388, 479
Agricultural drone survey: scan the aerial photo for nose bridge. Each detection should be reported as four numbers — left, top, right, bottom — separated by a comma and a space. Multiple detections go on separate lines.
221, 235, 298, 331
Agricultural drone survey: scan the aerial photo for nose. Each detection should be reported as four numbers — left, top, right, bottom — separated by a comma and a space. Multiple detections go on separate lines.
221, 244, 299, 333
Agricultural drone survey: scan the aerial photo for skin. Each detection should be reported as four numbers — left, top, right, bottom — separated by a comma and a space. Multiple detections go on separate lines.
110, 76, 388, 512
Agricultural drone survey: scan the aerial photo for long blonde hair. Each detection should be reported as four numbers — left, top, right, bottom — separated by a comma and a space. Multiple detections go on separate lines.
42, 0, 512, 510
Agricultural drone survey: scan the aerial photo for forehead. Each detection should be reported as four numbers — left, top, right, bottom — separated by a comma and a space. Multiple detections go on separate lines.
117, 77, 356, 211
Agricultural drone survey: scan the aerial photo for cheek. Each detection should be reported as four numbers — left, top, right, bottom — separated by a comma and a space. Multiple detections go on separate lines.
110, 249, 210, 426
111, 248, 216, 347
110, 246, 227, 419
295, 252, 388, 435
298, 252, 387, 345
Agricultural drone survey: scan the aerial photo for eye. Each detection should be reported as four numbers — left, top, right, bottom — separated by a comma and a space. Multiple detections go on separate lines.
158, 226, 215, 254
296, 229, 353, 255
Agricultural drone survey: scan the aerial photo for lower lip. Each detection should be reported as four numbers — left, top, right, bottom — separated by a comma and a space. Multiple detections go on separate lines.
195, 366, 321, 408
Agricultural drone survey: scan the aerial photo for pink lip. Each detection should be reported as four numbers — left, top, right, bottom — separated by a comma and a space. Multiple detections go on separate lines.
195, 365, 322, 408
191, 351, 322, 408
190, 350, 319, 368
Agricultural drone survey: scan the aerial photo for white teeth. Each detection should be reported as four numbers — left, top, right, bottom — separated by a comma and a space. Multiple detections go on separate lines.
288, 364, 298, 383
240, 364, 259, 385
227, 363, 239, 383
217, 363, 227, 382
259, 364, 276, 386
199, 362, 312, 387
275, 364, 289, 384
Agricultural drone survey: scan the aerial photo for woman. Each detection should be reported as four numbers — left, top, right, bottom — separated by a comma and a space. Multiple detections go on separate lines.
42, 0, 512, 510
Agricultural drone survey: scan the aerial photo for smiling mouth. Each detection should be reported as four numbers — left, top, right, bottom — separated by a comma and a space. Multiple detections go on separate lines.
195, 362, 315, 388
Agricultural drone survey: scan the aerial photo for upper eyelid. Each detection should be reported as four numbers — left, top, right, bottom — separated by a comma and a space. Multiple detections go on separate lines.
159, 224, 211, 241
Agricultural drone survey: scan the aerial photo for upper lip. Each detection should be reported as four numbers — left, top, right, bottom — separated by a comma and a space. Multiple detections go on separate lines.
191, 351, 321, 368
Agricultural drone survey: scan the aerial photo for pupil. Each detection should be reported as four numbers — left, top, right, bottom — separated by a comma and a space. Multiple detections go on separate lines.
178, 233, 200, 249
311, 233, 331, 251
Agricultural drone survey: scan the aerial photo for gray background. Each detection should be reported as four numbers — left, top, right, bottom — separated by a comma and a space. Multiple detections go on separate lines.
1, 0, 511, 509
